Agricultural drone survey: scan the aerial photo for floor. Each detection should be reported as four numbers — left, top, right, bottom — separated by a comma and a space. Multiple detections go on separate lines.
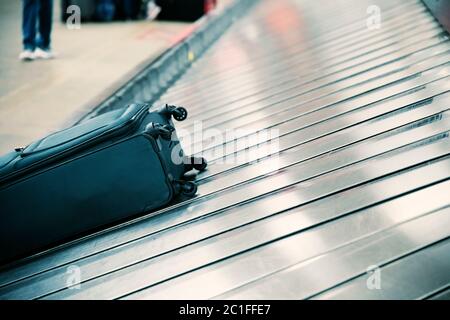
0, 0, 188, 154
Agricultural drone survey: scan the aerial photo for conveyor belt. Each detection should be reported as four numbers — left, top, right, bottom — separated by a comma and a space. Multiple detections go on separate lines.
1, 0, 450, 300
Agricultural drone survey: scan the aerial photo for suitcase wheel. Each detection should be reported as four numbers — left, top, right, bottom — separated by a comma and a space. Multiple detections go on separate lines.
172, 107, 188, 122
175, 180, 198, 197
164, 104, 188, 121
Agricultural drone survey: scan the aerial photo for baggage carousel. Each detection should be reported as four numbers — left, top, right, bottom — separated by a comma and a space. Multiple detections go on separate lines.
1, 0, 450, 299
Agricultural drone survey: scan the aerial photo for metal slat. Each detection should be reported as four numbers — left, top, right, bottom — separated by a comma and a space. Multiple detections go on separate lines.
196, 82, 450, 177
311, 238, 450, 300
129, 205, 450, 299
180, 52, 450, 137
181, 27, 444, 129
44, 158, 450, 298
180, 26, 442, 114
187, 68, 448, 161
169, 0, 420, 90
173, 11, 435, 104
170, 4, 428, 102
169, 8, 433, 106
37, 141, 450, 299
198, 111, 450, 195
189, 66, 450, 160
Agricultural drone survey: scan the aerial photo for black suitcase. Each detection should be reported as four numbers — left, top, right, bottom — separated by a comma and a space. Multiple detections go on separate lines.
0, 103, 207, 264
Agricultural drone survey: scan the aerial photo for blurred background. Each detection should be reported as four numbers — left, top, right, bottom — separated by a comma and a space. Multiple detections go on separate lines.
0, 0, 220, 154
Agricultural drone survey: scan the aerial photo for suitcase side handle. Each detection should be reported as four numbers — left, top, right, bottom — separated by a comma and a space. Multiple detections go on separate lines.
145, 122, 175, 141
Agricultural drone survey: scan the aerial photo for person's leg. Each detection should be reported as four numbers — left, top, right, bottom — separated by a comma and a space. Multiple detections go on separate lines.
37, 0, 53, 50
22, 0, 39, 51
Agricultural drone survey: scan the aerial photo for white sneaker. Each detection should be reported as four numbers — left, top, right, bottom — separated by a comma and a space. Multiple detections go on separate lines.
19, 50, 35, 61
34, 48, 56, 60
146, 1, 161, 20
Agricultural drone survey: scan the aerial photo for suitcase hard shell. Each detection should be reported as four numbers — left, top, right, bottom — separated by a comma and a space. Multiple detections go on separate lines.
0, 103, 206, 264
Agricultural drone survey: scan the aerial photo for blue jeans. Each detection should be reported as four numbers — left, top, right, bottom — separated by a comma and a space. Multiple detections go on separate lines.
22, 0, 53, 51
